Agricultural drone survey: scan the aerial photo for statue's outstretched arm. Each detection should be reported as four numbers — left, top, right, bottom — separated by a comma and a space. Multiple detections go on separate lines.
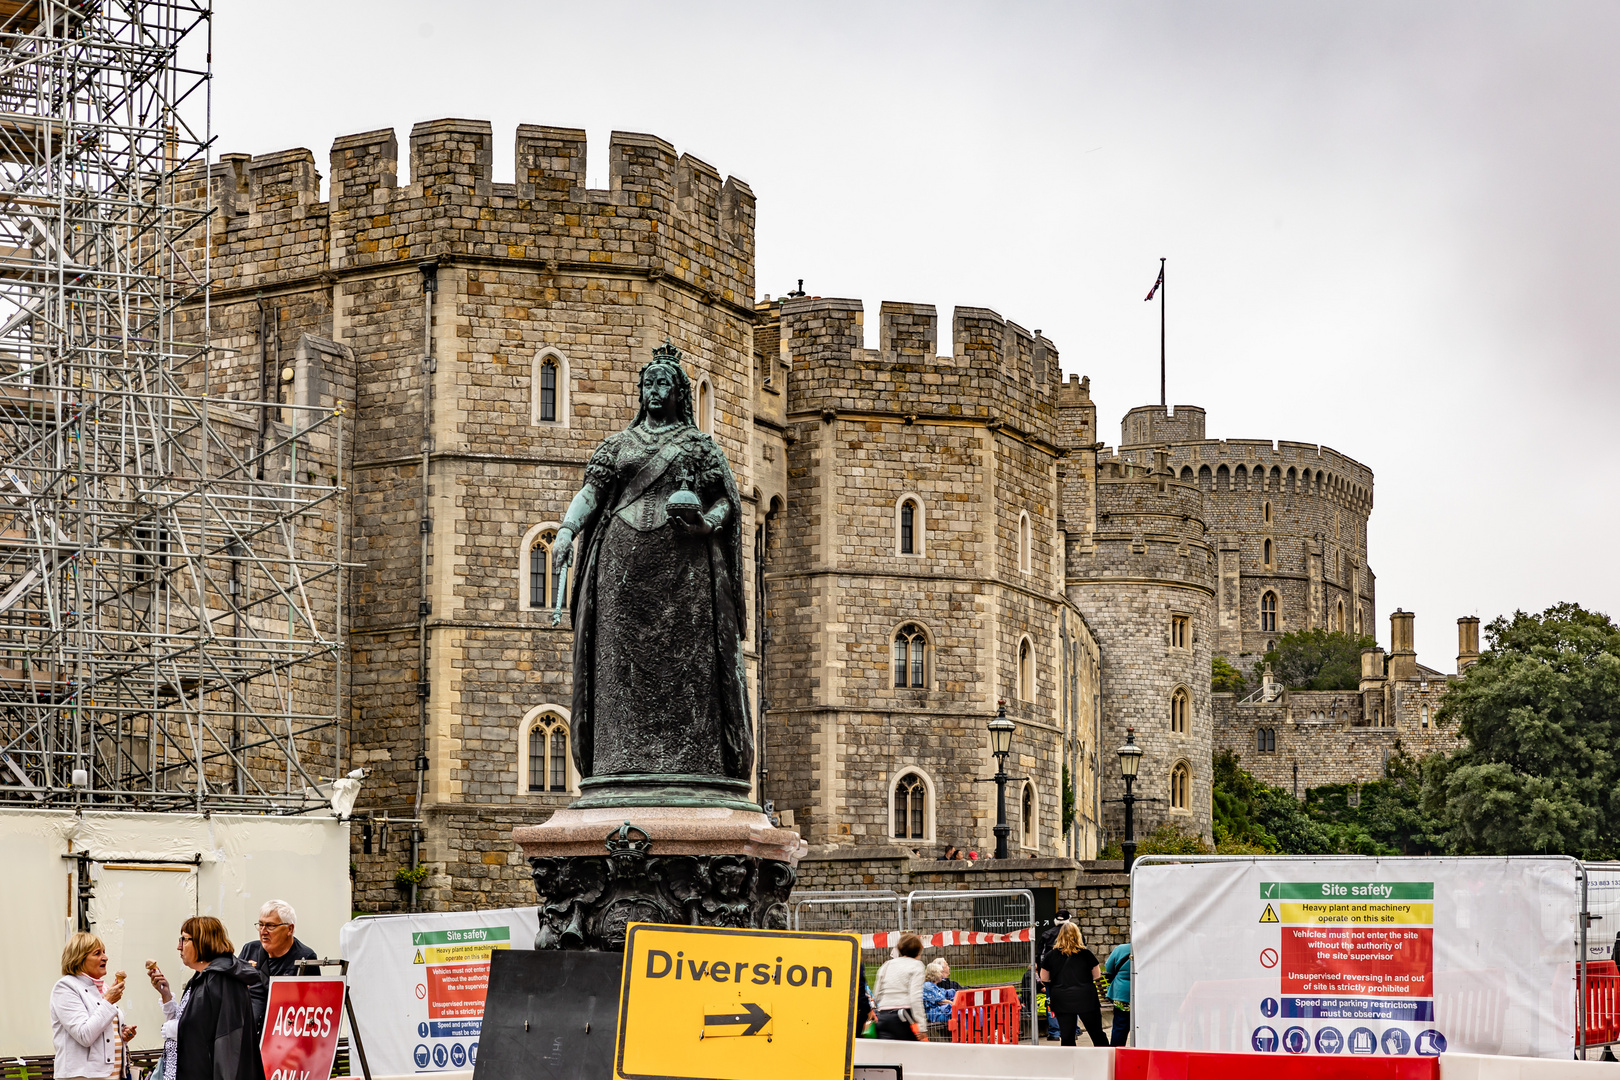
552, 484, 599, 569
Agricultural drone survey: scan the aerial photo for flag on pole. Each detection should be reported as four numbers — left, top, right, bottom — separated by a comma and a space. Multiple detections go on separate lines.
1145, 267, 1164, 301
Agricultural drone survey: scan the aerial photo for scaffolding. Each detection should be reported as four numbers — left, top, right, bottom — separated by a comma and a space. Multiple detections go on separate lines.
0, 0, 347, 812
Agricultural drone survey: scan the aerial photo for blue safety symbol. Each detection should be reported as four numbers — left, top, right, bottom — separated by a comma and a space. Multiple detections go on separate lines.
1347, 1027, 1377, 1055
413, 1045, 430, 1069
1252, 1026, 1280, 1052
432, 1044, 448, 1068
1315, 1026, 1344, 1054
469, 1044, 478, 1066
418, 1022, 429, 1038
1283, 1026, 1310, 1054
1415, 1029, 1448, 1056
1260, 997, 1279, 1017
1382, 1028, 1412, 1055
449, 1044, 466, 1068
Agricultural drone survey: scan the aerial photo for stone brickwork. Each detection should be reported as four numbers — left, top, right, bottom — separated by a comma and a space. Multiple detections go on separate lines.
177, 113, 1414, 915
1213, 611, 1470, 792
765, 298, 1105, 864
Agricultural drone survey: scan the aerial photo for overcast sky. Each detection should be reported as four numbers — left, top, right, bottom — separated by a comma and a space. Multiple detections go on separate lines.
217, 2, 1620, 669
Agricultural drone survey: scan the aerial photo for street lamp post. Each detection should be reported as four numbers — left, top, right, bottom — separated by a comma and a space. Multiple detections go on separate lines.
1117, 728, 1144, 873
987, 702, 1017, 860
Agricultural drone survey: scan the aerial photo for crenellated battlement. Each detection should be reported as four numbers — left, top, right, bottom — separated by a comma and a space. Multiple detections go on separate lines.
780, 296, 1061, 443
178, 119, 755, 306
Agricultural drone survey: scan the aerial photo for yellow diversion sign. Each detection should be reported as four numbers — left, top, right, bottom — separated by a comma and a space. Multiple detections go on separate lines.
615, 923, 861, 1080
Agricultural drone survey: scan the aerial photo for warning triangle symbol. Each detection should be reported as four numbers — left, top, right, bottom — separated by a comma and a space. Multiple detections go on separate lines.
1260, 904, 1280, 924
413, 949, 425, 964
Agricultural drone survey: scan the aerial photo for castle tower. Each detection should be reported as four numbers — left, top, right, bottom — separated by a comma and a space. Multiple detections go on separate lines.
1060, 394, 1215, 841
1117, 407, 1375, 673
179, 120, 772, 910
765, 297, 1103, 859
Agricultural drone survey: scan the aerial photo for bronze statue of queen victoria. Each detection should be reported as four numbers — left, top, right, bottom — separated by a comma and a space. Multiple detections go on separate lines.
551, 340, 756, 810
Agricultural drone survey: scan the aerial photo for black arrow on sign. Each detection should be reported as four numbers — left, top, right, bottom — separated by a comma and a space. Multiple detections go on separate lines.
702, 1002, 771, 1036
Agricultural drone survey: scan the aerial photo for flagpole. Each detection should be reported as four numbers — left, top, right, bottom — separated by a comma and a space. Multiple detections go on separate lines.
1159, 257, 1166, 409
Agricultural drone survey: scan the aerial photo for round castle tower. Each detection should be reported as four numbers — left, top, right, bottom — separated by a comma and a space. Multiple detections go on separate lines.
1119, 406, 1374, 673
1058, 387, 1215, 842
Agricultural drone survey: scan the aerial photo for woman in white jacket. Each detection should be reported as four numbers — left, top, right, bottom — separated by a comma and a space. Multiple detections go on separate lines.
51, 932, 136, 1080
871, 932, 928, 1041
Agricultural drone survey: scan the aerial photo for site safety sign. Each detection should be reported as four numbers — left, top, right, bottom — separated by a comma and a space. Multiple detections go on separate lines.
259, 976, 345, 1080
1131, 858, 1581, 1059
615, 923, 861, 1080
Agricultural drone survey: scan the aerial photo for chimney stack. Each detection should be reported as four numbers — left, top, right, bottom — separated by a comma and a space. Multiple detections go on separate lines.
1388, 609, 1417, 682
1457, 616, 1480, 673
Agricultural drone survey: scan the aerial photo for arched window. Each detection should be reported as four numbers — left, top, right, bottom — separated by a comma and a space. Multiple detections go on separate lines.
899, 499, 918, 555
893, 624, 927, 689
1263, 538, 1273, 567
893, 772, 927, 840
1260, 591, 1277, 633
1018, 638, 1034, 701
1018, 512, 1032, 573
1170, 762, 1190, 810
1336, 600, 1345, 632
1257, 727, 1275, 752
1021, 782, 1036, 848
531, 347, 569, 426
696, 377, 713, 434
524, 711, 571, 793
1263, 500, 1272, 524
1170, 687, 1189, 733
526, 528, 569, 611
1421, 705, 1430, 728
538, 358, 558, 422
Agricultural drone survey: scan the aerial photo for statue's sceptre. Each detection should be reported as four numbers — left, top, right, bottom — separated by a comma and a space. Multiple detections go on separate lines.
551, 555, 567, 627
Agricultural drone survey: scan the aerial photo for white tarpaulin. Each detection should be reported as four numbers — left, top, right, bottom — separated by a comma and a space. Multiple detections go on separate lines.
1131, 857, 1581, 1059
341, 907, 539, 1076
0, 808, 351, 1056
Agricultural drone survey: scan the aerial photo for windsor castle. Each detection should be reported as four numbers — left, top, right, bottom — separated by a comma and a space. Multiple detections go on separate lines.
176, 120, 1477, 909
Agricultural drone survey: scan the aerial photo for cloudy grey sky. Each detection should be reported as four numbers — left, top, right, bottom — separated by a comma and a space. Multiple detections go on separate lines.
217, 2, 1620, 669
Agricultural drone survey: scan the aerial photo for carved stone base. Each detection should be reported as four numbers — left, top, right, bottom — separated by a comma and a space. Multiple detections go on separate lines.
513, 806, 808, 952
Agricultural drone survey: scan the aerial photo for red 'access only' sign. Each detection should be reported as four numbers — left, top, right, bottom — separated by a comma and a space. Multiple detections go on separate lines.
259, 976, 345, 1080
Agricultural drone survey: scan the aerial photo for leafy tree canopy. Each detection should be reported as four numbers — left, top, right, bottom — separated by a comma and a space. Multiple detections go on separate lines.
1262, 629, 1376, 691
1422, 603, 1620, 858
1212, 655, 1248, 696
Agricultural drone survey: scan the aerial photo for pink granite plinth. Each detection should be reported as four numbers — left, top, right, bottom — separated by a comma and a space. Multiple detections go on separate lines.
513, 805, 808, 865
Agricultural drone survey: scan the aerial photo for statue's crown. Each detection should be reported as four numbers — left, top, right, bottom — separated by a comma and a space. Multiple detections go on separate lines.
650, 337, 684, 367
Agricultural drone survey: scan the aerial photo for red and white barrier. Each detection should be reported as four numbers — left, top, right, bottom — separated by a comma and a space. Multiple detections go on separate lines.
860, 927, 1035, 949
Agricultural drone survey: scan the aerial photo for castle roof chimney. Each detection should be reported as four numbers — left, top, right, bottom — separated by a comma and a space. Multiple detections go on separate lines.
1457, 616, 1480, 673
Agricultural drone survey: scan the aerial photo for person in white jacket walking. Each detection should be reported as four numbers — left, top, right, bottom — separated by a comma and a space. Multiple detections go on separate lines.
872, 932, 928, 1041
51, 932, 136, 1080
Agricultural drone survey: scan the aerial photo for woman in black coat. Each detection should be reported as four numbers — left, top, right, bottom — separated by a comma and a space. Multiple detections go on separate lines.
1038, 922, 1107, 1047
175, 917, 263, 1080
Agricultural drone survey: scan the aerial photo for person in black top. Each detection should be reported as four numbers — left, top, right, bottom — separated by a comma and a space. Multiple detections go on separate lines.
1038, 921, 1106, 1047
238, 899, 317, 1038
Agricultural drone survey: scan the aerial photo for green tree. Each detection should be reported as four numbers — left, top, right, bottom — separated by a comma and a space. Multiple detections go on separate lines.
1212, 750, 1406, 856
1211, 655, 1248, 696
1422, 603, 1620, 858
1262, 629, 1376, 691
1307, 746, 1450, 855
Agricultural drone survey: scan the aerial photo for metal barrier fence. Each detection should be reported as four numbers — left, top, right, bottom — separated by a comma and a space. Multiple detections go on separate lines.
793, 888, 1038, 1045
1130, 854, 1618, 1060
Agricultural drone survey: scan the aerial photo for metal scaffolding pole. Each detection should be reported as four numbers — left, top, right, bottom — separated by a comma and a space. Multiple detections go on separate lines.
0, 0, 346, 813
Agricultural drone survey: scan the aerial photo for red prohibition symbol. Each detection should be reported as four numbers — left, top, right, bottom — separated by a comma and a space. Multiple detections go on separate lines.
1260, 948, 1279, 968
416, 984, 427, 999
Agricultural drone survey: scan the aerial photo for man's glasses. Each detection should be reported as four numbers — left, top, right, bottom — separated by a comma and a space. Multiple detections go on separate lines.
257, 922, 287, 931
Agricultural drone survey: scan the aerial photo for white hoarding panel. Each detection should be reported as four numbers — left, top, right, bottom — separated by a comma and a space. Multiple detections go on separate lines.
341, 907, 539, 1077
1131, 858, 1580, 1059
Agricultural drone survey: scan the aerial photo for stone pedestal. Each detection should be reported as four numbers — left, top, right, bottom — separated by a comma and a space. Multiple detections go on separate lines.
514, 806, 808, 951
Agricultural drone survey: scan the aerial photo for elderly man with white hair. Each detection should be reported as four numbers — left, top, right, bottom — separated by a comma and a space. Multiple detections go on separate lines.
238, 899, 317, 1038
